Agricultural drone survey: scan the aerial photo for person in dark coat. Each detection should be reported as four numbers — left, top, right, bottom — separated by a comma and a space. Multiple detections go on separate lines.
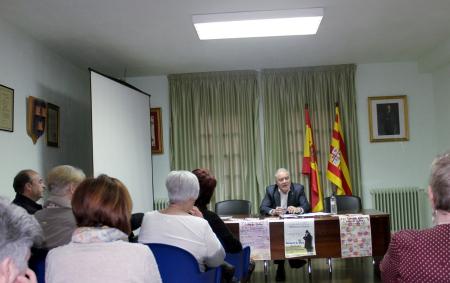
12, 169, 45, 214
260, 168, 311, 282
303, 230, 313, 253
192, 168, 242, 253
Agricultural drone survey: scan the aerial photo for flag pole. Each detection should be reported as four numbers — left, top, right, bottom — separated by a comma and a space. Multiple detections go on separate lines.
330, 103, 337, 197
304, 104, 311, 203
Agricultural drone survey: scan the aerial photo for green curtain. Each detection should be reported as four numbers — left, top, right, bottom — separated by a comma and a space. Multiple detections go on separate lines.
260, 64, 362, 201
168, 71, 261, 212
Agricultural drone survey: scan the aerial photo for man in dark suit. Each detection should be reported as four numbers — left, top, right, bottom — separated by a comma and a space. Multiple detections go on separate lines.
259, 168, 310, 281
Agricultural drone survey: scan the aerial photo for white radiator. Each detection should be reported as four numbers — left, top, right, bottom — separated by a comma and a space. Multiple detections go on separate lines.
153, 198, 169, 210
371, 187, 425, 232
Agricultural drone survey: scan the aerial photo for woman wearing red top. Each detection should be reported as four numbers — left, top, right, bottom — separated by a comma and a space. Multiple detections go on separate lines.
380, 152, 450, 282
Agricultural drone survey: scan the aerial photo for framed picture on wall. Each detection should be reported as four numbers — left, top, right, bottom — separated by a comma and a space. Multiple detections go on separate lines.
150, 107, 163, 154
368, 95, 409, 142
0, 84, 14, 132
46, 103, 60, 147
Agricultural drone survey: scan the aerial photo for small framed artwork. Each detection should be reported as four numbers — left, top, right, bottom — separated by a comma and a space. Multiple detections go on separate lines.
26, 96, 47, 144
368, 95, 409, 142
46, 103, 60, 147
0, 84, 14, 132
150, 107, 163, 154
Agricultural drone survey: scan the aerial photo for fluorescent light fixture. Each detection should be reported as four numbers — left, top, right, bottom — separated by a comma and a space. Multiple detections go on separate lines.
193, 8, 323, 40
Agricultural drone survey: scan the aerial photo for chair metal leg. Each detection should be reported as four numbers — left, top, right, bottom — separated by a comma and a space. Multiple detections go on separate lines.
308, 258, 312, 275
328, 257, 332, 273
263, 260, 269, 282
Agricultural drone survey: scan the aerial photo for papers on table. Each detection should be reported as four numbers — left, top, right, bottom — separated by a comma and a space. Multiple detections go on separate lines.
284, 218, 316, 258
239, 220, 271, 260
338, 214, 372, 258
279, 212, 331, 219
219, 216, 233, 221
303, 212, 332, 217
279, 214, 300, 219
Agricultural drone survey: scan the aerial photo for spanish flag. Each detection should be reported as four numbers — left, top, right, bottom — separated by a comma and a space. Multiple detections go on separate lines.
326, 104, 353, 195
302, 106, 324, 212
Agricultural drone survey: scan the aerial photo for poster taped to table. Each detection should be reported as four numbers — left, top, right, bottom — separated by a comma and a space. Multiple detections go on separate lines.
239, 220, 271, 260
284, 218, 316, 258
339, 214, 372, 258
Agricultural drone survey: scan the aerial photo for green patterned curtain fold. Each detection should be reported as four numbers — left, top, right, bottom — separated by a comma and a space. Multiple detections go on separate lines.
260, 64, 362, 201
169, 71, 261, 212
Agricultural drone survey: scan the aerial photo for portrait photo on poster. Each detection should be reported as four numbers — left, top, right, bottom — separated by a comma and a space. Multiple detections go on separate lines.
150, 107, 163, 154
368, 95, 409, 142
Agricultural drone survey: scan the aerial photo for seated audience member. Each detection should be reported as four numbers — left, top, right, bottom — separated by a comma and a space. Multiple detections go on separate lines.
259, 168, 310, 282
129, 212, 145, 242
381, 152, 450, 282
0, 198, 43, 283
192, 168, 242, 253
12, 170, 45, 214
139, 171, 225, 272
45, 175, 161, 283
34, 165, 85, 249
193, 169, 254, 282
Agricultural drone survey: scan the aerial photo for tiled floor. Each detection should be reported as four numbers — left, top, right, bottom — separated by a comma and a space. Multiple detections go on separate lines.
249, 257, 382, 283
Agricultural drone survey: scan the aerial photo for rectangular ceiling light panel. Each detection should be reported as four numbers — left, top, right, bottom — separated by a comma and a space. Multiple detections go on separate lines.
193, 8, 323, 40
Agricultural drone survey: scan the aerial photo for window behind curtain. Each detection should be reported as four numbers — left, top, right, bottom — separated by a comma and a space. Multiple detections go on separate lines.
169, 71, 261, 212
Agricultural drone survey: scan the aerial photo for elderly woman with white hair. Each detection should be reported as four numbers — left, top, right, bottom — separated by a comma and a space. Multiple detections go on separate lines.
139, 171, 225, 272
0, 198, 43, 283
34, 165, 85, 249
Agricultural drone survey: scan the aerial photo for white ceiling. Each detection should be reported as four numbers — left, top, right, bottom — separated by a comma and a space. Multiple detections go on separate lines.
1, 0, 450, 77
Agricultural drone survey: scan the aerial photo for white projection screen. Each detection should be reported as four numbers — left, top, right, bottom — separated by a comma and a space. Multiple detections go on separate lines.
90, 70, 153, 213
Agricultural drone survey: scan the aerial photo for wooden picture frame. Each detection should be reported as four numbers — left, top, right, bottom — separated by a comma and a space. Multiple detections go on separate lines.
46, 103, 60, 147
368, 95, 409, 142
0, 84, 14, 132
150, 107, 163, 154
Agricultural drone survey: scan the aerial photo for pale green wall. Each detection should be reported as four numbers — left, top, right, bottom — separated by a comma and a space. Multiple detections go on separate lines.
127, 76, 170, 200
432, 64, 450, 153
356, 62, 436, 199
356, 62, 437, 227
0, 18, 92, 201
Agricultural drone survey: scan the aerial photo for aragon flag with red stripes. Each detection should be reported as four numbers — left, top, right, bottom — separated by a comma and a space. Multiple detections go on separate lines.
302, 106, 324, 212
326, 104, 353, 195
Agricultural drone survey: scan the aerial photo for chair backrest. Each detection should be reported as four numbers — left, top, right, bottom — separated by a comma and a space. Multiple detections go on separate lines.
29, 248, 48, 283
146, 243, 221, 283
224, 246, 251, 281
215, 200, 251, 216
324, 195, 362, 213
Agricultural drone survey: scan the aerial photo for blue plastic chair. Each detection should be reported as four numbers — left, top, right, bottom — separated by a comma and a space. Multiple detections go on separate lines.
224, 246, 251, 282
28, 248, 48, 283
146, 243, 222, 283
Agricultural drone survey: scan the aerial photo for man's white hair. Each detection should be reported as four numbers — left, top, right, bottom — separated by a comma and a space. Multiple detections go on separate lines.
275, 168, 290, 179
166, 171, 199, 204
